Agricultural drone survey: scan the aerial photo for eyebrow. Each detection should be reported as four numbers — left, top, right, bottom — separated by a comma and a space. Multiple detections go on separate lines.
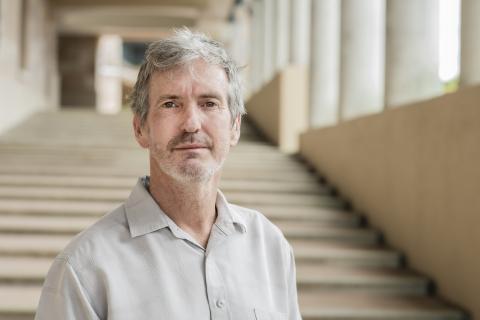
154, 93, 225, 106
198, 93, 225, 101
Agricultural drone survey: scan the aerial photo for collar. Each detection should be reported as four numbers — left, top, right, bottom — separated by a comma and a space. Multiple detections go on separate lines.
125, 177, 247, 238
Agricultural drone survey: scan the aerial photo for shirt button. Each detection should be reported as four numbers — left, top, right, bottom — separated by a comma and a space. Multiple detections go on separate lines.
216, 299, 225, 308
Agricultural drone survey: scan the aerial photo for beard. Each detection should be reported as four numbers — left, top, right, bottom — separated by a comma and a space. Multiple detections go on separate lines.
162, 153, 222, 183
151, 132, 227, 183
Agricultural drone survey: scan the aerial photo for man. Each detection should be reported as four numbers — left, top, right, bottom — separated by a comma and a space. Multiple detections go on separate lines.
35, 29, 301, 320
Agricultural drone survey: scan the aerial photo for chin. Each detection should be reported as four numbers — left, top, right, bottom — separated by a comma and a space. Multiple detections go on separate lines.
171, 164, 218, 183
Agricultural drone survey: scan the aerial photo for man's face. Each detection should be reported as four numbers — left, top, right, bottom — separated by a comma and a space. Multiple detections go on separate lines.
134, 59, 241, 183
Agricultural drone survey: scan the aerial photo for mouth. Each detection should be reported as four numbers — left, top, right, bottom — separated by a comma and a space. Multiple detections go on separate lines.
173, 144, 209, 151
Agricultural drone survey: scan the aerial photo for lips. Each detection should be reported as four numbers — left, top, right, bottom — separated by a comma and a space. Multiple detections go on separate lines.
167, 133, 212, 151
173, 144, 209, 150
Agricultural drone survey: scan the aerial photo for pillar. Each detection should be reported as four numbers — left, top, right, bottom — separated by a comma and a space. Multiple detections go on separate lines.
289, 0, 311, 65
339, 0, 385, 120
385, 0, 442, 107
309, 0, 341, 127
262, 0, 275, 83
273, 0, 289, 71
229, 2, 251, 97
95, 34, 123, 114
46, 16, 60, 109
250, 0, 264, 93
0, 0, 22, 76
460, 0, 480, 86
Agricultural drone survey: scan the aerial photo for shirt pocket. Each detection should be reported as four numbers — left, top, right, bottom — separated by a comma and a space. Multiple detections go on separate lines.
254, 308, 287, 320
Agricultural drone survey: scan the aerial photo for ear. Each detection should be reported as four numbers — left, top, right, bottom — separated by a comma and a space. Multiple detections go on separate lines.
133, 115, 149, 149
230, 116, 241, 146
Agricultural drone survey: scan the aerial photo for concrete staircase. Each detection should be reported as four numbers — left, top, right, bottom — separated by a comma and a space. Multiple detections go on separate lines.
0, 110, 467, 320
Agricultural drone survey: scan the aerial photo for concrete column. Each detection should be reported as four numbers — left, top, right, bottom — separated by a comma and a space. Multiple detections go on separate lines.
229, 2, 251, 97
385, 0, 442, 107
25, 0, 48, 100
0, 0, 22, 76
289, 0, 311, 65
250, 0, 263, 93
460, 0, 480, 86
46, 17, 60, 109
309, 0, 341, 127
339, 0, 385, 120
262, 0, 275, 83
274, 0, 289, 71
95, 35, 123, 114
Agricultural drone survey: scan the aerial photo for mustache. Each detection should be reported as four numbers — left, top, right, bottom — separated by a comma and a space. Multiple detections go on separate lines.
167, 132, 213, 150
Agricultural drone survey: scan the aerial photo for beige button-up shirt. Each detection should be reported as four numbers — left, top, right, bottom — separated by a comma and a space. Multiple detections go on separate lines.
35, 178, 301, 320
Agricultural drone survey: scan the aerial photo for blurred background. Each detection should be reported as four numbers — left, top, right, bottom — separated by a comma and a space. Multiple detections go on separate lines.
0, 0, 479, 319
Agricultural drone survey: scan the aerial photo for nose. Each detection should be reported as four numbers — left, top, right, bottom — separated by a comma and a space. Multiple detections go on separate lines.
181, 104, 202, 133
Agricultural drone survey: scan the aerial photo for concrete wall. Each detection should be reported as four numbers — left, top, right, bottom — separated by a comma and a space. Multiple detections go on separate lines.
0, 0, 59, 135
300, 85, 480, 318
246, 66, 308, 153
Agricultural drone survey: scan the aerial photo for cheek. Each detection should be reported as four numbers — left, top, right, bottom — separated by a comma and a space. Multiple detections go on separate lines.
146, 125, 174, 150
214, 125, 235, 149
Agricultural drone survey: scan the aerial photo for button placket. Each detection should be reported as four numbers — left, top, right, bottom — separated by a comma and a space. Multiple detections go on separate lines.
205, 254, 229, 319
216, 299, 225, 308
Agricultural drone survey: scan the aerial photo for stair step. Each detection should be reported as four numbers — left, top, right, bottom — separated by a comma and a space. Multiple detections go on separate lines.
276, 222, 379, 244
0, 257, 427, 296
228, 192, 342, 207
0, 199, 118, 216
291, 241, 402, 267
0, 286, 464, 320
0, 152, 297, 164
0, 199, 360, 225
0, 165, 318, 182
0, 141, 288, 155
0, 186, 130, 201
258, 206, 361, 225
0, 258, 430, 297
0, 234, 71, 257
0, 257, 51, 283
0, 199, 360, 227
279, 223, 380, 245
0, 159, 308, 175
0, 174, 327, 194
0, 234, 397, 267
296, 265, 429, 295
0, 174, 137, 189
222, 180, 328, 194
0, 216, 95, 234
0, 186, 343, 207
0, 153, 306, 170
0, 285, 41, 318
0, 215, 373, 244
298, 292, 465, 320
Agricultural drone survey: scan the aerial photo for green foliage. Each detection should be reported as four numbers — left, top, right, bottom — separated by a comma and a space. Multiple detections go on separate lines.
443, 78, 459, 93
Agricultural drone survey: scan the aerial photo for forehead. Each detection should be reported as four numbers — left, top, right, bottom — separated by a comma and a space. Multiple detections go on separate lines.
149, 59, 229, 98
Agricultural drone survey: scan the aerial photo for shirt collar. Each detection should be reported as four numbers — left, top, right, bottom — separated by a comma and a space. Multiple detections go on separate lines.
215, 189, 247, 235
125, 177, 247, 238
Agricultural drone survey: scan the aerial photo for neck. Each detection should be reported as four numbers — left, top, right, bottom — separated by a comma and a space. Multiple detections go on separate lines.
147, 168, 220, 248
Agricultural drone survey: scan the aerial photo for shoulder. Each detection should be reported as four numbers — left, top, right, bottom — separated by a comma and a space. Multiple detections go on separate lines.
229, 203, 290, 249
58, 204, 129, 269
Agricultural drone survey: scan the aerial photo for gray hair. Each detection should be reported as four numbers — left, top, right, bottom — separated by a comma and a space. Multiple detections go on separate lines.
129, 28, 246, 125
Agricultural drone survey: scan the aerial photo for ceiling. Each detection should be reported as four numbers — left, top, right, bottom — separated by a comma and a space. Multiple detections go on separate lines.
49, 0, 235, 41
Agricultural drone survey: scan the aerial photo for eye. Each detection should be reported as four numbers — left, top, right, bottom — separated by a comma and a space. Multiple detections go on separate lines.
162, 101, 178, 109
203, 101, 218, 108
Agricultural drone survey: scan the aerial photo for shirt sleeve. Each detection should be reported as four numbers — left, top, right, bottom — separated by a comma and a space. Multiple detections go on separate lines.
287, 245, 302, 320
35, 257, 101, 320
